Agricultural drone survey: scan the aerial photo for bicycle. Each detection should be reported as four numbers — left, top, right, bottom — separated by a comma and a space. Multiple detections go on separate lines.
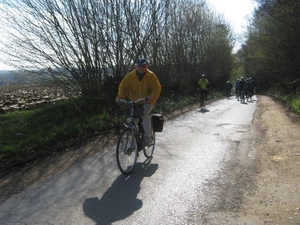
240, 89, 245, 103
116, 98, 156, 175
199, 89, 206, 110
248, 88, 254, 101
236, 89, 240, 101
226, 88, 231, 99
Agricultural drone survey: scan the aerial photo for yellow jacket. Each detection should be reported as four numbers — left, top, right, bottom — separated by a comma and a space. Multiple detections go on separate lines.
117, 69, 161, 105
198, 79, 209, 90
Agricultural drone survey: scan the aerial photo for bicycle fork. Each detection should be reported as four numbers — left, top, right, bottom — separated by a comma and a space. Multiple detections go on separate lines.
123, 129, 137, 155
134, 130, 144, 152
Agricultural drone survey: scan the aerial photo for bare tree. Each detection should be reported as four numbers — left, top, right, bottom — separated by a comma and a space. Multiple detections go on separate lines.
0, 0, 235, 97
0, 0, 161, 97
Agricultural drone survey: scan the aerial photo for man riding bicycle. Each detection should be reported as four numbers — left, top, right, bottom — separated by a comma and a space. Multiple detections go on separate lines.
115, 58, 161, 146
198, 74, 209, 107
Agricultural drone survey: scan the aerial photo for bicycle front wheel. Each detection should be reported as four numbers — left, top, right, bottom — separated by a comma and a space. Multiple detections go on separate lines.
143, 126, 155, 158
200, 94, 204, 108
116, 128, 138, 175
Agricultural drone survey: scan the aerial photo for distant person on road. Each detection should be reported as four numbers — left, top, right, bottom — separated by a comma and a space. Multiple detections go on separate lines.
198, 74, 209, 101
234, 78, 240, 99
225, 81, 233, 98
249, 77, 256, 94
115, 58, 161, 146
238, 77, 246, 101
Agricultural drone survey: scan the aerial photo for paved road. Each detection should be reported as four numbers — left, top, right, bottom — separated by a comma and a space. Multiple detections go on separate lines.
0, 96, 257, 224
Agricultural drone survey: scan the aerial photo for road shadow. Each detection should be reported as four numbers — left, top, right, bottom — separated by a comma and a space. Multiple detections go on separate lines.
237, 99, 249, 104
197, 108, 210, 113
82, 159, 158, 225
247, 99, 256, 103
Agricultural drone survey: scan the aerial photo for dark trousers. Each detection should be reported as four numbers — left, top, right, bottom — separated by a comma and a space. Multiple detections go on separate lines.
200, 89, 208, 101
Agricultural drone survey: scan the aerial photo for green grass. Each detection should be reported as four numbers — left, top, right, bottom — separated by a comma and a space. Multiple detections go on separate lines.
0, 94, 201, 171
266, 86, 300, 114
0, 96, 120, 169
291, 98, 300, 114
283, 91, 300, 114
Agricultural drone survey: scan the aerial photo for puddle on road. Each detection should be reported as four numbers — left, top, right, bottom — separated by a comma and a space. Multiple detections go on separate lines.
216, 123, 235, 129
217, 123, 250, 130
216, 123, 251, 142
228, 133, 243, 142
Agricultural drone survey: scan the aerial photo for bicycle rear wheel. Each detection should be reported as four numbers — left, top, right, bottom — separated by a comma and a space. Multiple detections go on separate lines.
200, 93, 204, 108
227, 89, 230, 98
143, 126, 155, 158
240, 90, 245, 103
116, 128, 138, 175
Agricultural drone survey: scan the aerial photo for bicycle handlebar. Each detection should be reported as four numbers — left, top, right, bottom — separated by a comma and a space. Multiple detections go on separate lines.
117, 98, 147, 104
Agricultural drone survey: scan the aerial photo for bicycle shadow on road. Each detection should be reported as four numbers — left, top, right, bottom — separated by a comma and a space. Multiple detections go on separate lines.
197, 108, 210, 113
82, 159, 158, 225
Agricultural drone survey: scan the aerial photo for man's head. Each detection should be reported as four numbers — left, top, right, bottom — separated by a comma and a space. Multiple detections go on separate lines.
201, 74, 206, 79
136, 58, 148, 73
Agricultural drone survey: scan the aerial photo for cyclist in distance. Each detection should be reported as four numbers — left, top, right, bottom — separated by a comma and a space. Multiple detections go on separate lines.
225, 81, 233, 98
234, 78, 240, 100
238, 77, 246, 102
198, 74, 209, 100
115, 58, 161, 146
245, 78, 252, 101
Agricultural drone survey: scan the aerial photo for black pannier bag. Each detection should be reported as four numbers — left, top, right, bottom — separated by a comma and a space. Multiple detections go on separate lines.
151, 113, 164, 132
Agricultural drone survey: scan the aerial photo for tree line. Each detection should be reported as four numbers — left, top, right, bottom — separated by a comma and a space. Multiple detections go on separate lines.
242, 0, 300, 93
0, 0, 235, 98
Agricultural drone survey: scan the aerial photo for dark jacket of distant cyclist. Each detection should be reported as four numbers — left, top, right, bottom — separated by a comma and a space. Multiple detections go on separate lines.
238, 79, 246, 91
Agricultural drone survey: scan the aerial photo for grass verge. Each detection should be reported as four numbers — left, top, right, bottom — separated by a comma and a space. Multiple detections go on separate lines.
282, 91, 300, 114
0, 93, 201, 172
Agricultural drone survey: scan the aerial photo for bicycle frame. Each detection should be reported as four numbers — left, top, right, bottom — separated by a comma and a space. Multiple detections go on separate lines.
226, 89, 231, 98
200, 89, 206, 108
120, 98, 144, 131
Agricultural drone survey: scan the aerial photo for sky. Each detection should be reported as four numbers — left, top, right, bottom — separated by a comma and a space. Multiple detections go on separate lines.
0, 0, 257, 70
207, 0, 258, 50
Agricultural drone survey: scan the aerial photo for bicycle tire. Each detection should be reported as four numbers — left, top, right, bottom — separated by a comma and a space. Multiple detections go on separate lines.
227, 89, 231, 98
240, 90, 245, 103
116, 128, 138, 175
200, 93, 205, 108
143, 126, 155, 158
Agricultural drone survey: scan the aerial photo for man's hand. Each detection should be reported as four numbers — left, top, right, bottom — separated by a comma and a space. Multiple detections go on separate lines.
115, 97, 120, 103
146, 96, 154, 102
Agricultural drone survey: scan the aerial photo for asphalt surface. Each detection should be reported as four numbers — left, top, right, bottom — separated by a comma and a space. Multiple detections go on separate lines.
0, 96, 257, 225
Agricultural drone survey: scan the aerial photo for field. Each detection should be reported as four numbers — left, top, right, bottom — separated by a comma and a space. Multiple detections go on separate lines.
0, 85, 80, 114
